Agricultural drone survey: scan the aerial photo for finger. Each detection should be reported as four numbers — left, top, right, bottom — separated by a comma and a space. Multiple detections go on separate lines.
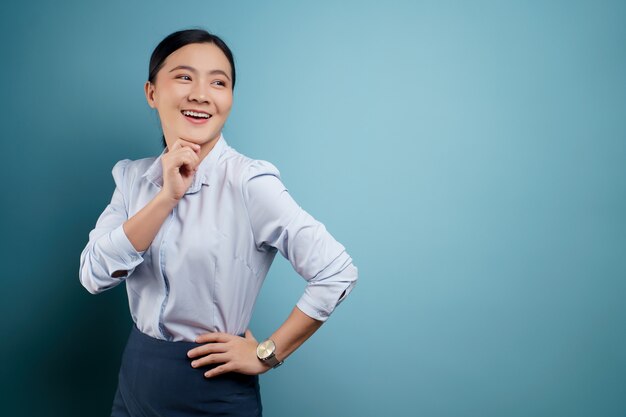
181, 147, 201, 164
195, 332, 233, 343
170, 150, 199, 172
244, 329, 256, 342
191, 352, 230, 369
186, 147, 201, 164
169, 145, 199, 159
171, 151, 199, 173
175, 138, 201, 151
205, 363, 233, 378
187, 343, 228, 359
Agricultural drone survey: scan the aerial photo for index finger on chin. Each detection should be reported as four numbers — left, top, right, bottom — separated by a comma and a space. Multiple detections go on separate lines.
176, 137, 201, 151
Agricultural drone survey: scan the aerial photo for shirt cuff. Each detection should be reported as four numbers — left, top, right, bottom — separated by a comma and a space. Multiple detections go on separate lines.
296, 262, 358, 322
296, 296, 331, 322
104, 224, 146, 266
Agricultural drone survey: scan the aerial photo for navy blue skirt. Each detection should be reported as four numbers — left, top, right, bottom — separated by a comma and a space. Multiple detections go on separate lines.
111, 324, 262, 417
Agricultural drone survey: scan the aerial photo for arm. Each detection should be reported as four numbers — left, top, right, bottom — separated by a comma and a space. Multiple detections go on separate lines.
122, 191, 178, 252
125, 139, 204, 250
242, 160, 358, 322
124, 139, 203, 251
267, 305, 323, 363
79, 170, 176, 294
79, 139, 201, 294
187, 160, 358, 377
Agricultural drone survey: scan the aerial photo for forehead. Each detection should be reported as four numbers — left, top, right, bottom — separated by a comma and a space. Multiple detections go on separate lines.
163, 43, 231, 73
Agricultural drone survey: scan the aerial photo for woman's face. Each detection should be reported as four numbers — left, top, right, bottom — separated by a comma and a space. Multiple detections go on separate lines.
144, 42, 233, 151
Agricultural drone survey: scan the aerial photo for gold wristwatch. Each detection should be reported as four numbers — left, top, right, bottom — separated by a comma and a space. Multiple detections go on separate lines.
256, 339, 283, 369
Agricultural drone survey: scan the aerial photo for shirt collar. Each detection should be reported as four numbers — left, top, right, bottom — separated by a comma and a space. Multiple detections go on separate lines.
142, 133, 228, 195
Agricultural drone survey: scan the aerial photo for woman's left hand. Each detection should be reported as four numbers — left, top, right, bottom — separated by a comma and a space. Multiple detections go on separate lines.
187, 329, 271, 378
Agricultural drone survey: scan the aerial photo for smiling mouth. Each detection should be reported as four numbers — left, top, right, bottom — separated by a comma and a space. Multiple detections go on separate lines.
181, 110, 212, 119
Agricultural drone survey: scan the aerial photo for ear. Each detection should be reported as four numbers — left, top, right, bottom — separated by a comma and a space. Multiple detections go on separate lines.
144, 81, 156, 108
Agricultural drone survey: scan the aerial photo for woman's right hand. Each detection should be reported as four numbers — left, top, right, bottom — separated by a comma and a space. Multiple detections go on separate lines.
160, 138, 202, 202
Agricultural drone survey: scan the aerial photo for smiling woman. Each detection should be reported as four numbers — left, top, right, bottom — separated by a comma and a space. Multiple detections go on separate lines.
78, 28, 358, 417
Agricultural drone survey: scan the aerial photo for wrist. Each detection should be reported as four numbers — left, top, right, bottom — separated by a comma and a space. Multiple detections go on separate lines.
155, 190, 179, 209
256, 338, 284, 369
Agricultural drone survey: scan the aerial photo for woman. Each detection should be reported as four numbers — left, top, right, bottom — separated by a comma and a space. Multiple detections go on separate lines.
79, 28, 358, 417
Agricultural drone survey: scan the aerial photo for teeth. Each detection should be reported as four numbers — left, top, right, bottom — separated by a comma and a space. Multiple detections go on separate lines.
182, 110, 210, 119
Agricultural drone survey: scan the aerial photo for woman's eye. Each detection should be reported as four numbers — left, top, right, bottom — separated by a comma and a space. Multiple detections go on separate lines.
177, 75, 191, 81
212, 80, 226, 87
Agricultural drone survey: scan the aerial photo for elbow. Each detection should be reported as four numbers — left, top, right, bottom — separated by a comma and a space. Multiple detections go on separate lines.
303, 262, 358, 319
82, 282, 102, 295
78, 250, 110, 295
79, 263, 104, 295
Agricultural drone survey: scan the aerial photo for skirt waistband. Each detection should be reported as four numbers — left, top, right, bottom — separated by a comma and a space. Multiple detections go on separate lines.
130, 323, 245, 350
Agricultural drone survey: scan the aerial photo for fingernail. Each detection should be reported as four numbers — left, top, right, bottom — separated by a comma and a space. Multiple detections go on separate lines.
191, 361, 197, 367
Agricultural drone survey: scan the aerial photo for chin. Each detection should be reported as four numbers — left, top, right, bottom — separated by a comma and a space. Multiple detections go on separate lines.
180, 129, 209, 141
175, 125, 221, 144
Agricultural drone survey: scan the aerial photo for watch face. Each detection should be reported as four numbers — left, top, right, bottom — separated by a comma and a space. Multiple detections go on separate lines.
257, 339, 276, 360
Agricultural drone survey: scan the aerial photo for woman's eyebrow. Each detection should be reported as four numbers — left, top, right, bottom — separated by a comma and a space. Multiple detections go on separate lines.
169, 65, 231, 81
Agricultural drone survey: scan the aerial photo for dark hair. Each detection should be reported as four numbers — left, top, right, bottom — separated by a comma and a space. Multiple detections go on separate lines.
148, 28, 236, 148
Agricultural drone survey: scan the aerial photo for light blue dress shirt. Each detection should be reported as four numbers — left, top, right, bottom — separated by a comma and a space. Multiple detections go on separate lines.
79, 134, 358, 341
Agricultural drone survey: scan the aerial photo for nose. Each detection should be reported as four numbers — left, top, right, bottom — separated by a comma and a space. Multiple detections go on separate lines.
188, 80, 211, 104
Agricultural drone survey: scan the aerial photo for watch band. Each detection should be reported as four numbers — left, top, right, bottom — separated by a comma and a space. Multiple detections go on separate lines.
264, 353, 283, 368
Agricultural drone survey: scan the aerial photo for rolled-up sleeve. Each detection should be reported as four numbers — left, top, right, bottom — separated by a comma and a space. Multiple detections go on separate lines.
79, 159, 146, 294
242, 160, 358, 321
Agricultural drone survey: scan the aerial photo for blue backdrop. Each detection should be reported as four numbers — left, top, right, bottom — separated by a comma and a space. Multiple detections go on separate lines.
1, 1, 625, 416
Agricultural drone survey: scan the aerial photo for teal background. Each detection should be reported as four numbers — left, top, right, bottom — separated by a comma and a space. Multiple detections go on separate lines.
1, 0, 625, 416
